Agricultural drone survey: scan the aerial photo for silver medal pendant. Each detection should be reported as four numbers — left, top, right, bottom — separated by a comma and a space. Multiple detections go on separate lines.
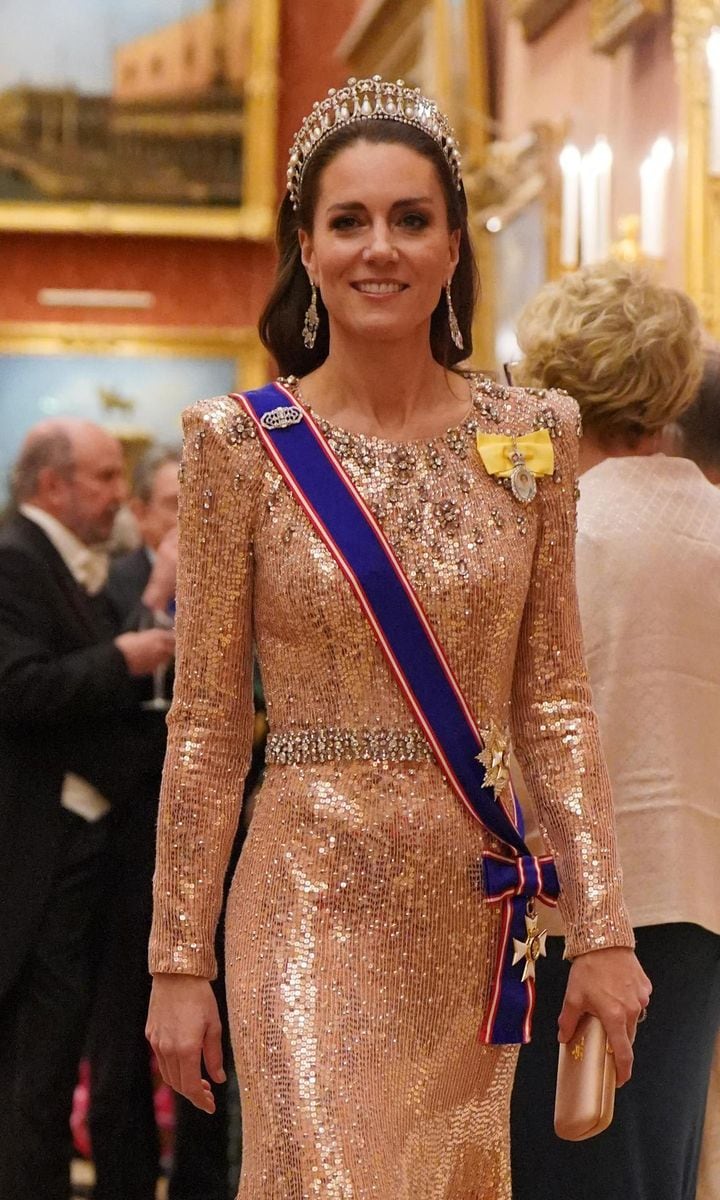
509, 452, 537, 504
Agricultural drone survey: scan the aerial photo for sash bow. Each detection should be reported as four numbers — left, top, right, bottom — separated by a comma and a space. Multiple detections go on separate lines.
483, 852, 559, 905
475, 428, 554, 479
480, 852, 559, 1044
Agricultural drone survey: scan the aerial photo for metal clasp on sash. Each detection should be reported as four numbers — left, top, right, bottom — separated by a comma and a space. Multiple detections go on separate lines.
260, 406, 304, 431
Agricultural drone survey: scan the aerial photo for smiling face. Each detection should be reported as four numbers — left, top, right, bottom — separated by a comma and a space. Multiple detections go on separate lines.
298, 140, 460, 351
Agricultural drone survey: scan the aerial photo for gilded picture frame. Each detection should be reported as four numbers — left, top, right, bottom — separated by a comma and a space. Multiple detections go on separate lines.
674, 0, 720, 337
591, 0, 665, 55
0, 322, 266, 491
0, 0, 279, 240
510, 0, 575, 43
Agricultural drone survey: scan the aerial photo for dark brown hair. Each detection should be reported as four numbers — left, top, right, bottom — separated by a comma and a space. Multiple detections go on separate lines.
677, 348, 720, 470
259, 120, 479, 378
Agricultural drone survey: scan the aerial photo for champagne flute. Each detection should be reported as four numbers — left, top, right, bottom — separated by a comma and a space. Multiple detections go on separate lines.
140, 606, 174, 712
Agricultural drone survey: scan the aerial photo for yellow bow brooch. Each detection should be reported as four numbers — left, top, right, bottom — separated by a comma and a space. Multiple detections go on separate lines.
475, 428, 554, 504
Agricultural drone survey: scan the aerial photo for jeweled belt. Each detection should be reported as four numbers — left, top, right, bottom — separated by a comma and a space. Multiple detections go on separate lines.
266, 726, 432, 765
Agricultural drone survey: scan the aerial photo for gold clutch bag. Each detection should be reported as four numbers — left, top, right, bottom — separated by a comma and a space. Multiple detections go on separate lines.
554, 1013, 616, 1141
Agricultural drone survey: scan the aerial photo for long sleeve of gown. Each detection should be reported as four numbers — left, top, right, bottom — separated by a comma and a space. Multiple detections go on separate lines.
510, 392, 634, 959
149, 398, 261, 977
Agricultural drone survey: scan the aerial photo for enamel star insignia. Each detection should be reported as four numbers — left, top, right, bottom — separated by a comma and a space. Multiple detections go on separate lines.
476, 721, 511, 795
512, 911, 548, 982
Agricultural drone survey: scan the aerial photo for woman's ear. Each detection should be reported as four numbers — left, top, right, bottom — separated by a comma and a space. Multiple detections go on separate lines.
298, 229, 316, 278
448, 227, 461, 275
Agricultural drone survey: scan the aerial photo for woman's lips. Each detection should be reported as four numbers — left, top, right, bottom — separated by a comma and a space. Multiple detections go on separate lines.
352, 280, 408, 295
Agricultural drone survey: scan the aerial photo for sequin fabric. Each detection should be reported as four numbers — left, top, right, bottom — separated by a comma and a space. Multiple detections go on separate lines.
150, 375, 634, 1200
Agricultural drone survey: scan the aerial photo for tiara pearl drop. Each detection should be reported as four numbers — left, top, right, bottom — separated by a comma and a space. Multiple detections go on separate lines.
286, 76, 463, 211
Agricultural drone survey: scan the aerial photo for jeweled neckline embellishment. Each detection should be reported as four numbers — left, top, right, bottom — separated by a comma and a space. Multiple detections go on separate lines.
278, 375, 500, 449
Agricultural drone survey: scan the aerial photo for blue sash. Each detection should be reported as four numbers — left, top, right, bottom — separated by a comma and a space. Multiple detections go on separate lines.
235, 381, 559, 1044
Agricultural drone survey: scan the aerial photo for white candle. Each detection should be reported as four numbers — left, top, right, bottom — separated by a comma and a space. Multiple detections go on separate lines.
559, 144, 581, 268
640, 137, 673, 259
640, 157, 659, 257
580, 152, 597, 265
707, 29, 720, 176
592, 138, 613, 262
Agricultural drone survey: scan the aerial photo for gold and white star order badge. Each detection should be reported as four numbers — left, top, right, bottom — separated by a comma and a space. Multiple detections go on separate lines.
512, 911, 548, 983
476, 721, 511, 795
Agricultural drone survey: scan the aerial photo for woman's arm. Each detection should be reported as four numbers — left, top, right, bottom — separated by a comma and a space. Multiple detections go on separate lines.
510, 390, 650, 1081
147, 398, 262, 1108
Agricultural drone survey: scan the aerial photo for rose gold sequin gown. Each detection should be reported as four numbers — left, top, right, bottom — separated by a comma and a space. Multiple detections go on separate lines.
149, 376, 633, 1200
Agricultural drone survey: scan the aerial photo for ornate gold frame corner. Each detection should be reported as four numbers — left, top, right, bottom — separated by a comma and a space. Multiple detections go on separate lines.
510, 0, 575, 43
0, 322, 268, 389
0, 0, 280, 240
674, 0, 720, 337
591, 0, 665, 55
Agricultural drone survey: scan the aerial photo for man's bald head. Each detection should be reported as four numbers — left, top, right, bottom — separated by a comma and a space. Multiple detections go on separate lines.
13, 418, 127, 545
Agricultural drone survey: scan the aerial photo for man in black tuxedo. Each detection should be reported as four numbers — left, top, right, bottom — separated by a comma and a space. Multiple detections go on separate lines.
0, 419, 175, 1200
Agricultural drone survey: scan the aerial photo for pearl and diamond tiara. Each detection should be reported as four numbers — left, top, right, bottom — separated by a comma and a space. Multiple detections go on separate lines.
286, 75, 463, 211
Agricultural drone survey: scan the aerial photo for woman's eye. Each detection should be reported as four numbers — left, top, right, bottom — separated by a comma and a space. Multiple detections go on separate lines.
330, 215, 360, 231
400, 212, 429, 230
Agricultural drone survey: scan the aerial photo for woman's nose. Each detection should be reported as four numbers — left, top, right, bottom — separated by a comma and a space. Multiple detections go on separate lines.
363, 222, 398, 262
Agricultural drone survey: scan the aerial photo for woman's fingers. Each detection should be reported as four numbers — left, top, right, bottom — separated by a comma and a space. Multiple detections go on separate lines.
604, 1008, 635, 1086
203, 1017, 226, 1085
559, 946, 652, 1086
557, 991, 583, 1044
152, 1040, 215, 1111
151, 1035, 217, 1112
178, 1045, 216, 1113
146, 974, 223, 1111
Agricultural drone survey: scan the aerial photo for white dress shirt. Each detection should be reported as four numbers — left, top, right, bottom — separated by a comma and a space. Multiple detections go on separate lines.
20, 504, 109, 595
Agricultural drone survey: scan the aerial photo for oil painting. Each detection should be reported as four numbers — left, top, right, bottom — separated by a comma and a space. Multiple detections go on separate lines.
0, 0, 278, 236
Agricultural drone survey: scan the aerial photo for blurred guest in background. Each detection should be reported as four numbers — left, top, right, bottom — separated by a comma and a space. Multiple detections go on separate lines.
677, 346, 720, 485
510, 262, 717, 1200
0, 419, 174, 1200
106, 445, 181, 620
88, 445, 181, 1200
678, 348, 720, 1200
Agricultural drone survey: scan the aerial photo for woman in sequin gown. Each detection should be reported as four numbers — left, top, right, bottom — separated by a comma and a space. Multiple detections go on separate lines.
147, 83, 650, 1200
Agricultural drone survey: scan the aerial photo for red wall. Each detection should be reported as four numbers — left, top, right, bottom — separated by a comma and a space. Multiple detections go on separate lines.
0, 0, 359, 332
0, 233, 271, 327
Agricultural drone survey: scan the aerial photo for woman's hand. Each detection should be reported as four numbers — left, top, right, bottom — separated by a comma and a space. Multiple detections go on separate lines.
558, 946, 652, 1087
146, 974, 225, 1113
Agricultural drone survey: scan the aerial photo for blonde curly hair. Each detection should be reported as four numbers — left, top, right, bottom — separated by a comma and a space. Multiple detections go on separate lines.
513, 261, 703, 443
